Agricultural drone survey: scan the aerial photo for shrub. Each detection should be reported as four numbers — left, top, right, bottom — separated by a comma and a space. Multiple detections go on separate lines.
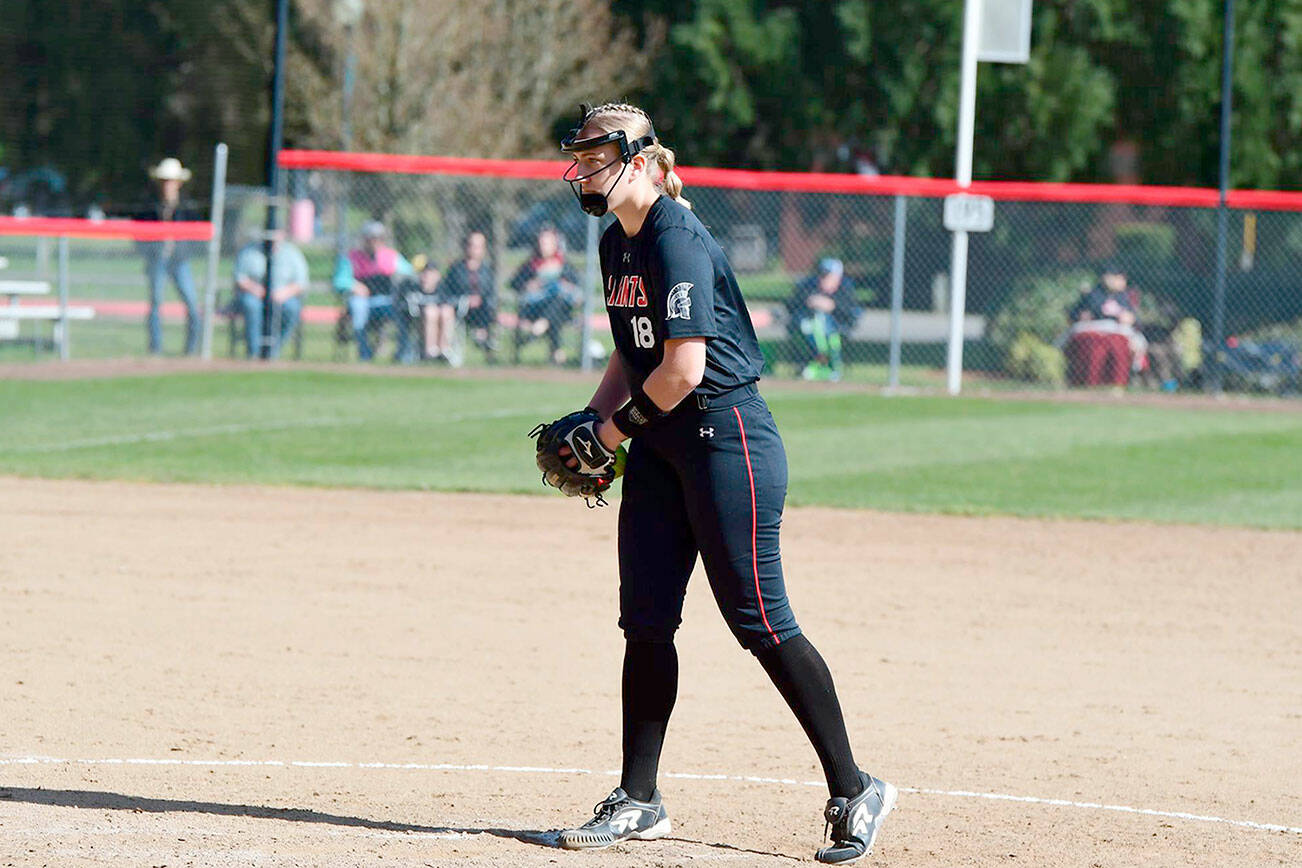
1244, 316, 1302, 345
1172, 318, 1203, 372
1115, 222, 1176, 267
986, 271, 1091, 384
1006, 333, 1066, 385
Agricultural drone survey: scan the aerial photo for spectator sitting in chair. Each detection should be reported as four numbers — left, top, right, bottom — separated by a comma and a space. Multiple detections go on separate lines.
1064, 263, 1138, 387
333, 220, 416, 362
428, 230, 497, 363
509, 226, 581, 365
786, 257, 862, 381
1134, 292, 1184, 392
408, 254, 445, 361
233, 230, 310, 359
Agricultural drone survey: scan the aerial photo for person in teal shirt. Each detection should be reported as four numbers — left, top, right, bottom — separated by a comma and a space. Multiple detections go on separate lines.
233, 232, 310, 359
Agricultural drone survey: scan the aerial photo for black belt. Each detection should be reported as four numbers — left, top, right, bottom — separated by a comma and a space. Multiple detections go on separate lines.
688, 381, 759, 411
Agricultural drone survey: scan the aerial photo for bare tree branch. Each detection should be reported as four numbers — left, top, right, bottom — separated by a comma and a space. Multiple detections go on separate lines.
289, 0, 660, 158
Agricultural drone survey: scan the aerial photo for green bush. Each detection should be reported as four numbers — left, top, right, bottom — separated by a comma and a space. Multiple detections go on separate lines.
1173, 318, 1203, 371
1115, 222, 1176, 267
1006, 333, 1066, 385
1244, 316, 1302, 345
987, 270, 1091, 347
986, 271, 1091, 384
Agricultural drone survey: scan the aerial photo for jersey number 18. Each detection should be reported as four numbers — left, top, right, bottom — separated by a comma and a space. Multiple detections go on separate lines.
630, 316, 656, 349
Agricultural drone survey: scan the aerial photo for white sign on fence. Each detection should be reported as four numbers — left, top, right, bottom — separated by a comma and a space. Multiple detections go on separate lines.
979, 0, 1034, 64
943, 193, 995, 233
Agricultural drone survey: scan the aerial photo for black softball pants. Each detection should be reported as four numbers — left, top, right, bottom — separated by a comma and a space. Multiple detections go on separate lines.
617, 386, 801, 652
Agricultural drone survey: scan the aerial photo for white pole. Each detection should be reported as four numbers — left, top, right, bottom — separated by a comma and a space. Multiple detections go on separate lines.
887, 195, 907, 390
57, 236, 70, 360
201, 143, 229, 360
946, 0, 983, 396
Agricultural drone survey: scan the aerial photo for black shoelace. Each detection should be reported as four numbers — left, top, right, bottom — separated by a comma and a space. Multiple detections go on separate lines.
583, 792, 629, 828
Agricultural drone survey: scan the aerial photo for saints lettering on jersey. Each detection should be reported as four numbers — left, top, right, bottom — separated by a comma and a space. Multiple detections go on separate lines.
606, 274, 650, 308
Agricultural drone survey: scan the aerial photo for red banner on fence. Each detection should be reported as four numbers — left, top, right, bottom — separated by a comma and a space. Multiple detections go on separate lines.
279, 148, 1302, 211
0, 216, 213, 241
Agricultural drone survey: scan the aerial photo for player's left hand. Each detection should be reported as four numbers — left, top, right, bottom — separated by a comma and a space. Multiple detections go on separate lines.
530, 409, 625, 506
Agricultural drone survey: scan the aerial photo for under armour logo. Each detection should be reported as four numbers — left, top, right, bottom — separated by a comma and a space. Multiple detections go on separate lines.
622, 252, 631, 263
699, 427, 714, 438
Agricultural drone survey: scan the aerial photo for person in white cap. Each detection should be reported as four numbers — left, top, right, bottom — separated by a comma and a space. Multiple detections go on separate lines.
138, 157, 202, 355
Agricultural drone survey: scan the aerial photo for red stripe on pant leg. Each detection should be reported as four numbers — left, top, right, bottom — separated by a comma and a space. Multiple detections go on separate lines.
733, 406, 778, 645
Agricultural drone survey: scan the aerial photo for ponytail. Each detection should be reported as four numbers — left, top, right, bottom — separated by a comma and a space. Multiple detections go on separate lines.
647, 143, 691, 210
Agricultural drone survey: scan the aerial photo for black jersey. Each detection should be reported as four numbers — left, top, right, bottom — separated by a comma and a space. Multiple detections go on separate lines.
600, 196, 764, 398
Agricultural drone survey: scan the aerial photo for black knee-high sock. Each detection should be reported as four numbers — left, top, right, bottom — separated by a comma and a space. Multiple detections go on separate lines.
755, 634, 863, 798
620, 640, 678, 802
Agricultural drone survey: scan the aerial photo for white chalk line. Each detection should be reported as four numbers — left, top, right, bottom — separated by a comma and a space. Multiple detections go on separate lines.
2, 755, 1298, 837
1, 407, 554, 454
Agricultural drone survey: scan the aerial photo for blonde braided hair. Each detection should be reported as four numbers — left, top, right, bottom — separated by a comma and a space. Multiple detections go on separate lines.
581, 102, 691, 210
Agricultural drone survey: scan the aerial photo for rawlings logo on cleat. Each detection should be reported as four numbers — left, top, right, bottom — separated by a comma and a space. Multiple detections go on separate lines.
608, 809, 645, 834
851, 802, 872, 837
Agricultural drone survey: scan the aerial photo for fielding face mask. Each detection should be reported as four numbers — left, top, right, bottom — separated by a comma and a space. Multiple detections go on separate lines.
560, 104, 655, 217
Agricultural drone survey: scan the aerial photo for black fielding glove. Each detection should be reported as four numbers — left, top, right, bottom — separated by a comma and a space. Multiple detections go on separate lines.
529, 409, 620, 506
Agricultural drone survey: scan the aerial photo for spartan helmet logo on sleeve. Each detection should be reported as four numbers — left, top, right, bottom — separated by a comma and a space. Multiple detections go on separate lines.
666, 282, 693, 320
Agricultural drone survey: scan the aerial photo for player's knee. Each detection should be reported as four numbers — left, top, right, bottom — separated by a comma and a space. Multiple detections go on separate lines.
621, 623, 679, 644
738, 625, 803, 656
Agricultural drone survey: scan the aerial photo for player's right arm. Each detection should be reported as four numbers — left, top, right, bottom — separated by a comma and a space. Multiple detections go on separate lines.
551, 353, 628, 475
586, 352, 630, 419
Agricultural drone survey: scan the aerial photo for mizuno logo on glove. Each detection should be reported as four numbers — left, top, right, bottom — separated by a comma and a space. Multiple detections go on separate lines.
530, 409, 625, 508
567, 424, 615, 476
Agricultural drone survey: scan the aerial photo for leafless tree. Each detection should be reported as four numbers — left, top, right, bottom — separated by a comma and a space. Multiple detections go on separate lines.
292, 0, 660, 158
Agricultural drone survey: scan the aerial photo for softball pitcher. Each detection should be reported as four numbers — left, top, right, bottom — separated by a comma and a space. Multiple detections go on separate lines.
530, 102, 896, 864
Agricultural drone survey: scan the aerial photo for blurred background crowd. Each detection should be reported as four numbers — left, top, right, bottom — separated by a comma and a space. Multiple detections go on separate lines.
1, 1, 1300, 393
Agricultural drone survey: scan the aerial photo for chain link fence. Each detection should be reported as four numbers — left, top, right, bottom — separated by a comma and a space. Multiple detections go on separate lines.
0, 216, 216, 362
5, 146, 1301, 399
280, 152, 1302, 396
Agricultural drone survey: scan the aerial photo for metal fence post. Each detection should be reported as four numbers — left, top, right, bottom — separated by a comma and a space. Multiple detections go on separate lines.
57, 236, 70, 361
261, 0, 289, 360
201, 142, 229, 360
581, 215, 599, 372
1209, 0, 1237, 394
36, 236, 50, 281
887, 195, 907, 390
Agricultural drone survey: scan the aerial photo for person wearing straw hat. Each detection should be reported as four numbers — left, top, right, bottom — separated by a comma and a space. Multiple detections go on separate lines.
137, 157, 202, 355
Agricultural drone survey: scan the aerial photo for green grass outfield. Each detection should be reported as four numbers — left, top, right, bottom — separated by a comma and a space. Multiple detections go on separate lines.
2, 370, 1300, 529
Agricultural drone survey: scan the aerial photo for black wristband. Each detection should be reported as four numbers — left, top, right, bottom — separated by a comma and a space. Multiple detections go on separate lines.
610, 388, 667, 436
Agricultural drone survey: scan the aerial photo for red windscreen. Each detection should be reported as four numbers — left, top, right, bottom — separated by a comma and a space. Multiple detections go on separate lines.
0, 216, 213, 241
278, 148, 1302, 211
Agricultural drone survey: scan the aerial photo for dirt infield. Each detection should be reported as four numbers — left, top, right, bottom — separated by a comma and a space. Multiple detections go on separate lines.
1, 477, 1299, 867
